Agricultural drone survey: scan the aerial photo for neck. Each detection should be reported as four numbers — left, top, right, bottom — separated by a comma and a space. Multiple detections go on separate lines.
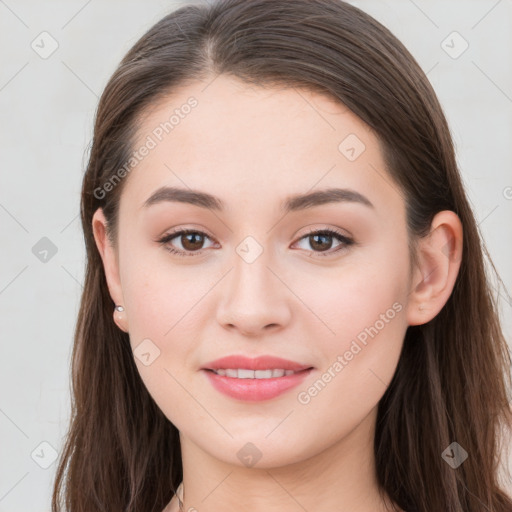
177, 407, 398, 512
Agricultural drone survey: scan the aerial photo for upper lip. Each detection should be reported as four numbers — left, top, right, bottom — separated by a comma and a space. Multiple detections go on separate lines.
201, 355, 313, 372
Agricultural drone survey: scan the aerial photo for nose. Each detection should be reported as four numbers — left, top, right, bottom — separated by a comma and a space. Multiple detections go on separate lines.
215, 248, 292, 337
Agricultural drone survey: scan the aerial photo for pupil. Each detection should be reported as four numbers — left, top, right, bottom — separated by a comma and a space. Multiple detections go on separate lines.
311, 234, 331, 251
183, 233, 203, 250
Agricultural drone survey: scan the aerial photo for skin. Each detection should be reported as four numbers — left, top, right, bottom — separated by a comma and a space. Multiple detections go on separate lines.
92, 75, 463, 512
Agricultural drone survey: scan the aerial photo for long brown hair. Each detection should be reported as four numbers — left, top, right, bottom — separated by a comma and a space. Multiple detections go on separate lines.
52, 1, 512, 510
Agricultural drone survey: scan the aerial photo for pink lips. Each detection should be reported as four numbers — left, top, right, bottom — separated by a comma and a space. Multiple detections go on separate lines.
201, 355, 312, 372
201, 355, 314, 401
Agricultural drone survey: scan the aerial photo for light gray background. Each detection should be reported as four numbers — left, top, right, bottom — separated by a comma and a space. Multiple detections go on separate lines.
1, 0, 511, 510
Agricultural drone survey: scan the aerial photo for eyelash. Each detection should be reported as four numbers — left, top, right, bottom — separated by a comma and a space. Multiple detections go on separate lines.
157, 227, 354, 258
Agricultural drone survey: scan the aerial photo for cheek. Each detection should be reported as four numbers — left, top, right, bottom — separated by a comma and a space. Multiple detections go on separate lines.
123, 264, 207, 347
119, 234, 206, 338
291, 247, 408, 407
119, 258, 213, 427
293, 248, 408, 346
119, 249, 222, 390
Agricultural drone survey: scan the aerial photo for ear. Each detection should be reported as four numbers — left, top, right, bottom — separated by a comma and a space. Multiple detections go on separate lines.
406, 210, 463, 326
92, 208, 129, 333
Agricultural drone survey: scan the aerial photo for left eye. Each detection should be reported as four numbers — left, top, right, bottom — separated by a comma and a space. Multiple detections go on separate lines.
293, 229, 354, 255
157, 228, 353, 257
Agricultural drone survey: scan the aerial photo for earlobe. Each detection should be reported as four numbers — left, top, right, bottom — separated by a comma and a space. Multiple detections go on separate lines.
406, 210, 463, 326
112, 304, 129, 333
91, 208, 129, 333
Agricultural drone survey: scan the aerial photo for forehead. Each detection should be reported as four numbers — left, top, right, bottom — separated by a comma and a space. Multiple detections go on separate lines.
120, 74, 402, 218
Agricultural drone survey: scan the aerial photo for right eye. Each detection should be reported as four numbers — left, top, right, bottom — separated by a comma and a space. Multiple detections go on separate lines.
157, 229, 217, 256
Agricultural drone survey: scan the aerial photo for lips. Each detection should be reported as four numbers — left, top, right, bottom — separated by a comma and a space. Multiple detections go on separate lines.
201, 355, 313, 372
200, 355, 314, 401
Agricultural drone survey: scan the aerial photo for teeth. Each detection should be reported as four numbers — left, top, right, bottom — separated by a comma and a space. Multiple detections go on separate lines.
213, 368, 298, 378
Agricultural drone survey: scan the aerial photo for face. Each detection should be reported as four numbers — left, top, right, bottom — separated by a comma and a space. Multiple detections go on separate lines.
95, 75, 415, 468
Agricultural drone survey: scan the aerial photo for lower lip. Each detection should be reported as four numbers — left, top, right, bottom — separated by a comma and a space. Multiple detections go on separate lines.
202, 368, 314, 401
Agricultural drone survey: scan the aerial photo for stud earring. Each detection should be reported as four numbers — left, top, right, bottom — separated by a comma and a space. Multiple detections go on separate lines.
115, 305, 124, 312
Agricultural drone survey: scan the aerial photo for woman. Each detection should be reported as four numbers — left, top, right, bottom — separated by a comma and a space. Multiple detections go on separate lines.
51, 0, 512, 511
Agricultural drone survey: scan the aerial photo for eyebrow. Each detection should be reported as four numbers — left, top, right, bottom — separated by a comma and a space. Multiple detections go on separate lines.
142, 186, 374, 212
